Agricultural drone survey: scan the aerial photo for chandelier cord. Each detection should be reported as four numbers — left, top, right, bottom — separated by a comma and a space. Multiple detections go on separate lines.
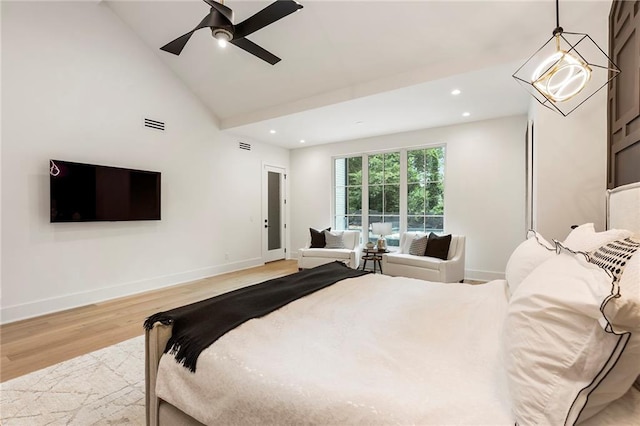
553, 0, 563, 36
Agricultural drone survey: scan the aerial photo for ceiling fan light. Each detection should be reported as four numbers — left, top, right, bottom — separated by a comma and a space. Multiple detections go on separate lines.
212, 28, 232, 48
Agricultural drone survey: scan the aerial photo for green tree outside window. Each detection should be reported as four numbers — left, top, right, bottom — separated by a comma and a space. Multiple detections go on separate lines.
334, 146, 445, 244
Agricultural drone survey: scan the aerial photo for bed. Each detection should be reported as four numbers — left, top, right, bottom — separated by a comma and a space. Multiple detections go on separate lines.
145, 182, 640, 426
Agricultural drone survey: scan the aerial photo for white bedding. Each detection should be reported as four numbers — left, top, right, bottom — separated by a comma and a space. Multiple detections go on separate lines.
156, 274, 514, 425
581, 385, 640, 426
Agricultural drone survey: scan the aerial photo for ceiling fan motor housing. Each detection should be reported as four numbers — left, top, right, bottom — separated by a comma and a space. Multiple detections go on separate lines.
210, 9, 234, 40
212, 27, 233, 42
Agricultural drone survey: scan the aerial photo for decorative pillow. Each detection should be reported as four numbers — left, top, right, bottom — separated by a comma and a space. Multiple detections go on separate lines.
323, 230, 345, 249
575, 237, 640, 421
561, 223, 632, 252
425, 233, 452, 260
309, 227, 330, 248
591, 237, 640, 331
400, 232, 426, 254
408, 235, 428, 256
504, 231, 556, 296
502, 237, 640, 425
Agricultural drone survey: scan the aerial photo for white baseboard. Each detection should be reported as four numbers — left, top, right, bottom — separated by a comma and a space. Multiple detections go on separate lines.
0, 257, 263, 324
465, 269, 505, 282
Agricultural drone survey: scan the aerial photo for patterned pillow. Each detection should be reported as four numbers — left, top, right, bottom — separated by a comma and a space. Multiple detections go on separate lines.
324, 230, 345, 249
408, 235, 428, 256
588, 237, 639, 287
575, 236, 640, 421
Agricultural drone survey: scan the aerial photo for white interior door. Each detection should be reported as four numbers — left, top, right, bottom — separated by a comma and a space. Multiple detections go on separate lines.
263, 165, 286, 263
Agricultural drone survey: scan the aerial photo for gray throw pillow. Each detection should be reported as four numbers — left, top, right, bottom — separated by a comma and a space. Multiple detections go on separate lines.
324, 230, 346, 249
409, 235, 429, 256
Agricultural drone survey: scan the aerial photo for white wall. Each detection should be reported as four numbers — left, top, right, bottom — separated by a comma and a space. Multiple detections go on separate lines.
290, 115, 528, 281
0, 1, 289, 323
528, 1, 609, 241
530, 92, 608, 240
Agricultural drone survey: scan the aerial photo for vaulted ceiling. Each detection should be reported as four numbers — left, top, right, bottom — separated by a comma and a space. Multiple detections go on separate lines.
106, 0, 609, 148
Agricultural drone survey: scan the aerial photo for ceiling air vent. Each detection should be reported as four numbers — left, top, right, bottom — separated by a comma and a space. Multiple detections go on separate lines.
144, 118, 165, 131
239, 142, 251, 151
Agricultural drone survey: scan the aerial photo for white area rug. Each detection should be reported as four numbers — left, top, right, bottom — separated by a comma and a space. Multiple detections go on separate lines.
1, 335, 145, 425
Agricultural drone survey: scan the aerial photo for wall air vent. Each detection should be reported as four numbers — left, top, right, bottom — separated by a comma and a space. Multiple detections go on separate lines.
239, 142, 251, 151
144, 118, 165, 131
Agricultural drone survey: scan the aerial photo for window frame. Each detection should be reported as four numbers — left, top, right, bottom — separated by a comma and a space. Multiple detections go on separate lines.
332, 155, 365, 234
332, 144, 446, 246
406, 146, 446, 234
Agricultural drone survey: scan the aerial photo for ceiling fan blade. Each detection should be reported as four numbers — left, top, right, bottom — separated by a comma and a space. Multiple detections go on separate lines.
160, 11, 218, 56
234, 0, 303, 39
230, 38, 281, 65
160, 31, 197, 55
201, 0, 233, 22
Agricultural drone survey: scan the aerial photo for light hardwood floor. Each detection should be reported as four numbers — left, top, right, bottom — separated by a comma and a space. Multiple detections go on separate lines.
0, 259, 299, 383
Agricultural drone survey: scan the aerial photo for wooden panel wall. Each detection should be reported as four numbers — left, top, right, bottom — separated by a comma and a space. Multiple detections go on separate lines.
608, 1, 640, 188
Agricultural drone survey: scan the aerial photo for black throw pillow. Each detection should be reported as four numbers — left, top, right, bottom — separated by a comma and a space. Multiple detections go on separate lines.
310, 227, 331, 248
425, 232, 452, 260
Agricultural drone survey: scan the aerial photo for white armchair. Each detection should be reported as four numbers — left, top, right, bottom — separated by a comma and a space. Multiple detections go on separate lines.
382, 232, 466, 283
298, 230, 362, 269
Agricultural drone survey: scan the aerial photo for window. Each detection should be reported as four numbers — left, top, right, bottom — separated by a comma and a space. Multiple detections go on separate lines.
334, 157, 362, 232
333, 146, 445, 246
368, 152, 400, 246
407, 147, 445, 233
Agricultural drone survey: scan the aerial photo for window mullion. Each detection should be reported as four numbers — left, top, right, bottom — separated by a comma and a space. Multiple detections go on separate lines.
362, 154, 369, 243
400, 149, 407, 235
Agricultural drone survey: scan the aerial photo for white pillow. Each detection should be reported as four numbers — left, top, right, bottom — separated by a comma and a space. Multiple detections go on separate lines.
561, 223, 632, 252
576, 237, 640, 421
504, 231, 556, 296
503, 238, 640, 425
323, 230, 345, 249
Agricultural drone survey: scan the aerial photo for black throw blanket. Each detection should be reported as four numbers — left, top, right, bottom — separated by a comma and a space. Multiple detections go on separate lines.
144, 261, 369, 372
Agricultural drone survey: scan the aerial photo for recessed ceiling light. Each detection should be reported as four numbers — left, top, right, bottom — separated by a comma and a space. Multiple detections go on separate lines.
300, 139, 305, 143
451, 89, 461, 95
462, 112, 471, 117
269, 129, 276, 134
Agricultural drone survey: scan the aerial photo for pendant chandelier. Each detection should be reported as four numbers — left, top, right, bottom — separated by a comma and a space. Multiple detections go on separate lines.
512, 0, 620, 117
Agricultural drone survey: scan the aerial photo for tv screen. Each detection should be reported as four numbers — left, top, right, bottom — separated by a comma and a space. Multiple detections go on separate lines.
50, 159, 161, 222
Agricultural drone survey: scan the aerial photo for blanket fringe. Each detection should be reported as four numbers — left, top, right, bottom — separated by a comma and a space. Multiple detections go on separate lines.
167, 336, 201, 372
143, 312, 173, 330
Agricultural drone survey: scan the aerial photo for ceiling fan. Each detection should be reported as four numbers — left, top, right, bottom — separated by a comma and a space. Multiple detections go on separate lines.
160, 0, 303, 65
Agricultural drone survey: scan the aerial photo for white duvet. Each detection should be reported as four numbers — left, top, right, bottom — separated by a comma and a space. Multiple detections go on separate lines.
156, 274, 514, 425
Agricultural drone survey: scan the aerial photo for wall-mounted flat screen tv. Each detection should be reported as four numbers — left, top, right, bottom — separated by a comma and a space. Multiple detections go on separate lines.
50, 159, 161, 222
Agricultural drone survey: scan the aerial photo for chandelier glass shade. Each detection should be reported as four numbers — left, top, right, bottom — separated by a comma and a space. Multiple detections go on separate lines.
512, 1, 620, 116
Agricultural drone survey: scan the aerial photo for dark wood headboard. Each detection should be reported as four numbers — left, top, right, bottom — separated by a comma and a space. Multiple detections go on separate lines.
608, 1, 640, 189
